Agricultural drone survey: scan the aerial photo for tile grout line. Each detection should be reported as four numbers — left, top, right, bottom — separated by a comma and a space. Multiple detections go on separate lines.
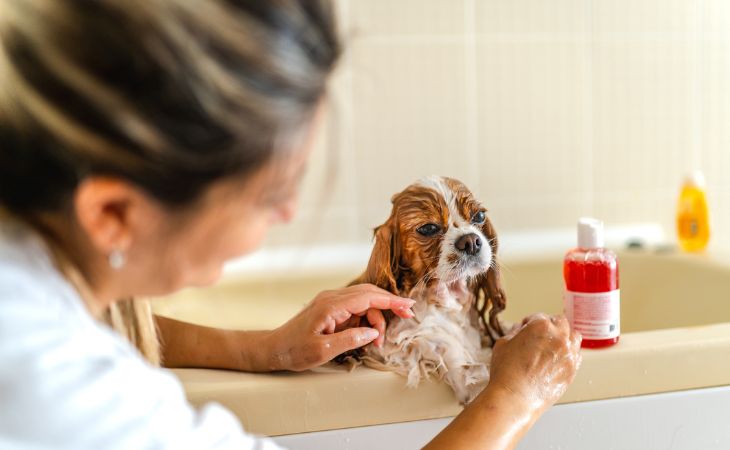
350, 31, 730, 46
584, 1, 595, 217
464, 0, 480, 189
690, 0, 704, 173
338, 0, 360, 243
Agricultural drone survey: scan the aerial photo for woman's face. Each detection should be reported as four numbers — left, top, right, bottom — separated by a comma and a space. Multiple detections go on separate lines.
152, 148, 309, 291
99, 110, 322, 299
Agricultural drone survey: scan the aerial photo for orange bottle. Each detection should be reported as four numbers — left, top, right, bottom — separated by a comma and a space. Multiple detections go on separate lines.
677, 171, 710, 253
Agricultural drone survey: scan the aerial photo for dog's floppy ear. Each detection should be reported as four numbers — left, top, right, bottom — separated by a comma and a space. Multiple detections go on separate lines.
338, 216, 400, 364
350, 216, 401, 294
472, 214, 507, 343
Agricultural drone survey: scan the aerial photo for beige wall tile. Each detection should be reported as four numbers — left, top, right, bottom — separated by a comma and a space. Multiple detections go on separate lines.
706, 191, 730, 251
700, 38, 730, 251
701, 0, 730, 37
264, 54, 359, 247
349, 41, 479, 232
475, 40, 592, 212
475, 0, 588, 34
349, 0, 466, 37
590, 37, 694, 245
486, 194, 589, 232
592, 190, 678, 234
264, 207, 359, 247
592, 0, 695, 34
258, 1, 730, 252
592, 39, 692, 197
701, 40, 730, 190
295, 96, 352, 211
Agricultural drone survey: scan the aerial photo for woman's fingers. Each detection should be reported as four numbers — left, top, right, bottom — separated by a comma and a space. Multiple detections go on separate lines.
570, 329, 583, 350
319, 327, 380, 361
334, 315, 362, 333
521, 312, 550, 327
342, 285, 415, 317
280, 286, 419, 371
487, 311, 583, 415
366, 308, 386, 347
316, 284, 414, 324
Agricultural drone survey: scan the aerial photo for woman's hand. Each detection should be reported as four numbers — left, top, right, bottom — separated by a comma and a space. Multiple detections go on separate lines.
265, 284, 415, 372
489, 313, 582, 416
155, 284, 412, 373
424, 313, 582, 450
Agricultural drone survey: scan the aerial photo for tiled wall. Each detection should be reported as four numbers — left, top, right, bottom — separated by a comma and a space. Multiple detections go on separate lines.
264, 0, 730, 251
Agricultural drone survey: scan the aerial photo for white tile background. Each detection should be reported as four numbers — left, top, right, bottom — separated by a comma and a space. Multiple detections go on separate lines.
264, 0, 730, 251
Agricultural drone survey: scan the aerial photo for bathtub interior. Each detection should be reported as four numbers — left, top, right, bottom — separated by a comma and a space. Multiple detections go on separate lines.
157, 247, 730, 437
152, 250, 730, 334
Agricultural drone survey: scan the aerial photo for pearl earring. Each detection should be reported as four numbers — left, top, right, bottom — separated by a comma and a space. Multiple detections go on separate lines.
108, 249, 126, 270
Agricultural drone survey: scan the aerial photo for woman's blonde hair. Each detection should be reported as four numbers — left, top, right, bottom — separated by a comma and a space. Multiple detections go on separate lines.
0, 0, 340, 364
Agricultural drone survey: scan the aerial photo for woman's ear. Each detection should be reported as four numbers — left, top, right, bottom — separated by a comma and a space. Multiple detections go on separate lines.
350, 216, 401, 294
73, 177, 136, 256
471, 215, 507, 343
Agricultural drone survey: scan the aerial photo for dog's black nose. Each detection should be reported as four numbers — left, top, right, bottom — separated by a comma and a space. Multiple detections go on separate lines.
455, 233, 482, 255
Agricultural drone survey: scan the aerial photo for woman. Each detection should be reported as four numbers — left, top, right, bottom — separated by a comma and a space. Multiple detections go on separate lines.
0, 1, 582, 449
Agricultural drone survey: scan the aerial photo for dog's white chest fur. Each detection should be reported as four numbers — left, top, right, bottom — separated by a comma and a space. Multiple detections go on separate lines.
363, 280, 492, 404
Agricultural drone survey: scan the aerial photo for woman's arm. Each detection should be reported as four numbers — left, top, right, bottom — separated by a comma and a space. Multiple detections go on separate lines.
425, 314, 582, 450
155, 315, 278, 372
155, 284, 415, 372
423, 385, 538, 450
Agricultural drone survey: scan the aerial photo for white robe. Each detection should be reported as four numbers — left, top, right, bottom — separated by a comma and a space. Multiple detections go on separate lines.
0, 220, 283, 450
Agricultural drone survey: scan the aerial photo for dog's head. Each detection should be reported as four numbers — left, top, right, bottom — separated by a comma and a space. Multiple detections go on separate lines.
354, 175, 506, 339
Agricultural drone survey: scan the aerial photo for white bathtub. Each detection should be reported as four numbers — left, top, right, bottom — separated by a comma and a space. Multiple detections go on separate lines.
274, 386, 730, 449
151, 226, 730, 449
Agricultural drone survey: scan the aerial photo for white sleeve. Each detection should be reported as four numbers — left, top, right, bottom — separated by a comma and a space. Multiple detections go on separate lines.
0, 308, 285, 450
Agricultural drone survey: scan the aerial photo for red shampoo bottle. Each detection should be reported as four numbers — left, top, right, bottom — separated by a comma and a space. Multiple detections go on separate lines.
563, 218, 620, 348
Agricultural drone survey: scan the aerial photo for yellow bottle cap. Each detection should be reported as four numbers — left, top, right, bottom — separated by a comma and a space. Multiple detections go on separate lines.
684, 170, 706, 189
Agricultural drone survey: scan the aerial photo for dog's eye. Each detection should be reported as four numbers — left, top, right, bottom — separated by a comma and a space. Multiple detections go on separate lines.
416, 223, 441, 237
471, 211, 486, 224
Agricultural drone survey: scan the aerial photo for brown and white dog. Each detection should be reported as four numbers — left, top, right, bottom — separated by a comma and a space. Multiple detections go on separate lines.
346, 176, 507, 404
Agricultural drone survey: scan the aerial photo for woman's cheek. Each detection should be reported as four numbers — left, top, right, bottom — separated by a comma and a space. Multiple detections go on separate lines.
191, 265, 224, 288
247, 221, 270, 249
232, 213, 272, 254
206, 201, 295, 266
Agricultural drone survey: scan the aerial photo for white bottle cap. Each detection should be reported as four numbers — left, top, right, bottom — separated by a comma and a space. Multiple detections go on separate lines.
684, 170, 706, 188
577, 217, 605, 249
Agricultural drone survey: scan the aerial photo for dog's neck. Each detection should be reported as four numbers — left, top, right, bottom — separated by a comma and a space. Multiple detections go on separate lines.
407, 278, 474, 311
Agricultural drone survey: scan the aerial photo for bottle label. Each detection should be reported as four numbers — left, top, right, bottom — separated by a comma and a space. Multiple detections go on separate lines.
564, 290, 620, 339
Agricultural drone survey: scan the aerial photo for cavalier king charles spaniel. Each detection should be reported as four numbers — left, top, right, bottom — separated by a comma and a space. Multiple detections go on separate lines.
344, 176, 507, 404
